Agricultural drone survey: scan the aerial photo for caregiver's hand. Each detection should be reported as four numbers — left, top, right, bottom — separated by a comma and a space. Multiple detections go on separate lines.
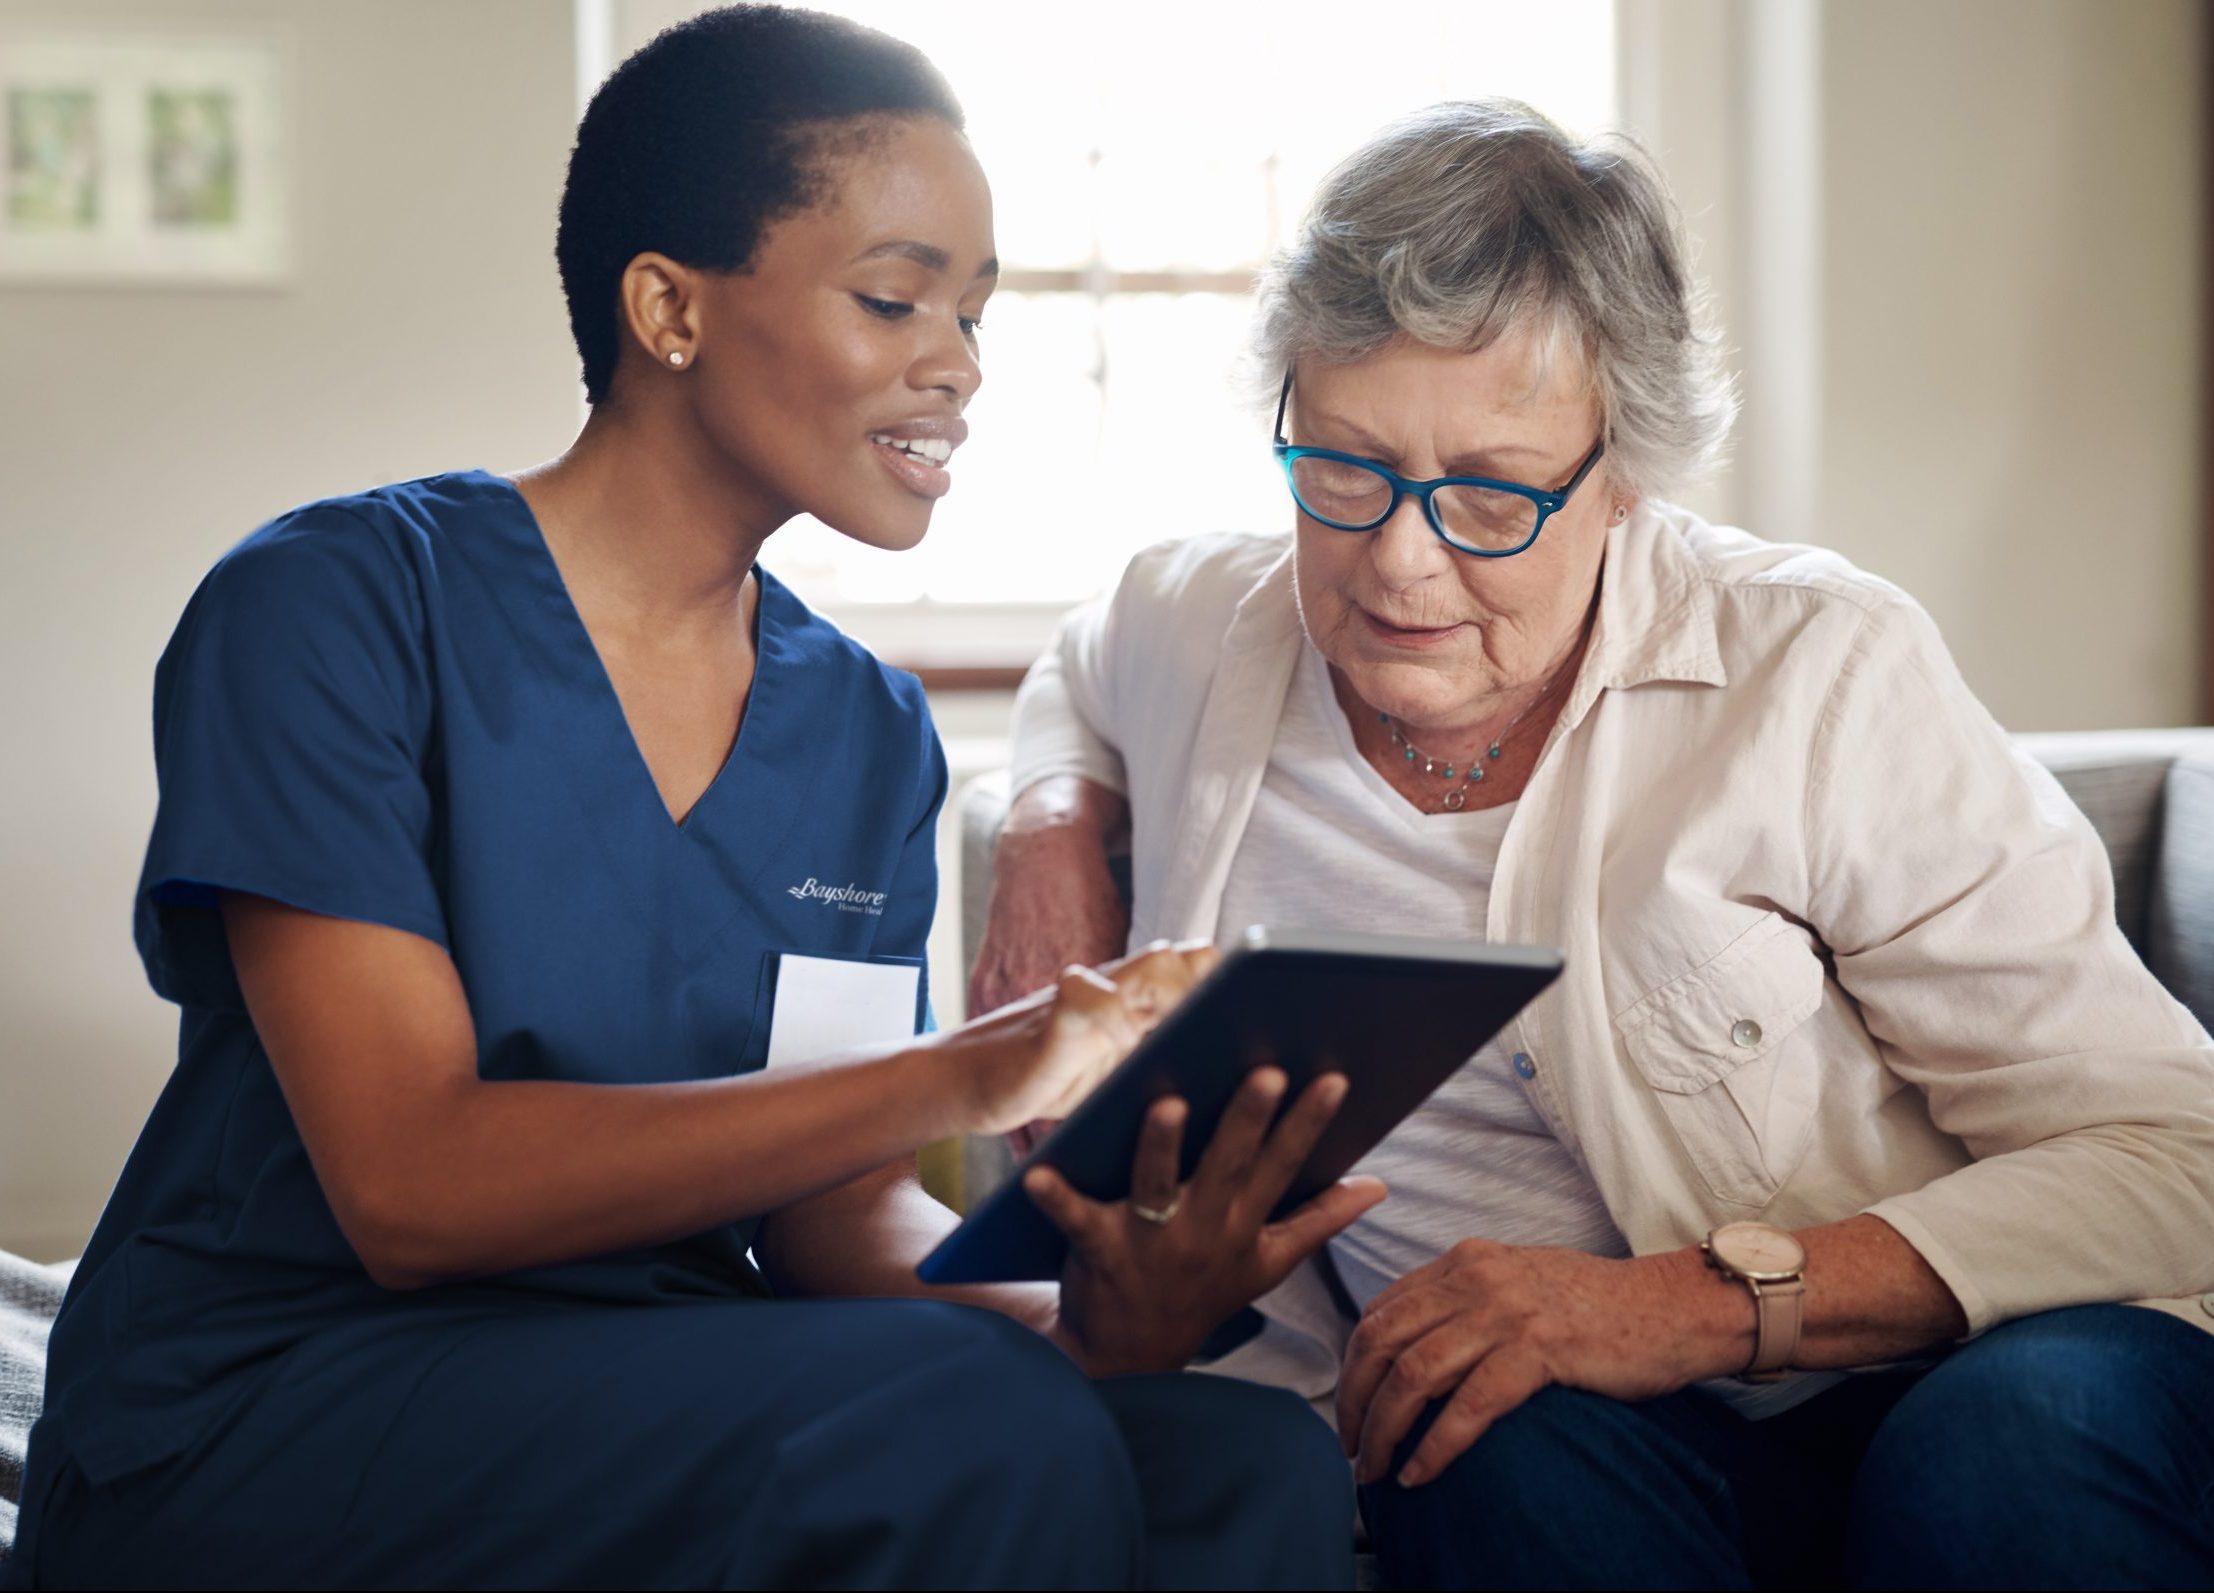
950, 941, 1215, 1138
1028, 1068, 1389, 1378
1337, 1240, 1711, 1488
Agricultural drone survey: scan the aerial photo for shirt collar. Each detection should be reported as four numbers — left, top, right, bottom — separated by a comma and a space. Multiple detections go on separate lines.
1223, 544, 1303, 656
1586, 505, 1729, 691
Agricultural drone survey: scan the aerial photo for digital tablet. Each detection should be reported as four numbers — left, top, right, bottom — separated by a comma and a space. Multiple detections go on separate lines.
916, 927, 1563, 1285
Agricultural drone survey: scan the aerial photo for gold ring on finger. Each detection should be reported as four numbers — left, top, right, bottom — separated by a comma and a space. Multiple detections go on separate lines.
1130, 1196, 1182, 1226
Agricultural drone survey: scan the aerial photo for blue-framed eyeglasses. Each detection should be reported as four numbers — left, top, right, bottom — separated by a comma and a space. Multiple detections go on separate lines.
1272, 372, 1606, 557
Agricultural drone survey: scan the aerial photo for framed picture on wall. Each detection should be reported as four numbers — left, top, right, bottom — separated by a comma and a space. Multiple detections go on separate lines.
0, 31, 290, 286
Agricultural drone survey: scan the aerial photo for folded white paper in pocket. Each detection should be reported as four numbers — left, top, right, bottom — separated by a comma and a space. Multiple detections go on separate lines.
765, 953, 922, 1067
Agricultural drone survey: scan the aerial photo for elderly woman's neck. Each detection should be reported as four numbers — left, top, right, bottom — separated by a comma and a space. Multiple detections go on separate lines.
1327, 610, 1596, 816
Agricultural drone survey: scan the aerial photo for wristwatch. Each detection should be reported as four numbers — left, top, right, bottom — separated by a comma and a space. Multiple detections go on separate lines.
1701, 1221, 1807, 1382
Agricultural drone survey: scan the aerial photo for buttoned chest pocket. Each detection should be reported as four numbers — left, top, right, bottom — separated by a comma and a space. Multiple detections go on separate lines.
1612, 913, 1828, 1208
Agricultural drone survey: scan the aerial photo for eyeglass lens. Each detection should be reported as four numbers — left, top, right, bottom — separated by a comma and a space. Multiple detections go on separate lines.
1287, 455, 1540, 552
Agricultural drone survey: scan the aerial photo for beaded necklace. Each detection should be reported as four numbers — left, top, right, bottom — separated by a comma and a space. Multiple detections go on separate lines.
1378, 663, 1575, 813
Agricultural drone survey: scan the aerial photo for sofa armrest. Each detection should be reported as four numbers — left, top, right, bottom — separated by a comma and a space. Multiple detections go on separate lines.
958, 770, 1013, 996
2148, 750, 2214, 1032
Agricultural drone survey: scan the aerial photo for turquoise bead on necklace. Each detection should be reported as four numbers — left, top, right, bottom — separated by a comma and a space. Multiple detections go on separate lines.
1381, 713, 1508, 810
1377, 672, 1562, 812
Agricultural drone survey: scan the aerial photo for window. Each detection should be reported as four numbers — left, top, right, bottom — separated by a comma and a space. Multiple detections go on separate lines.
616, 1, 1618, 652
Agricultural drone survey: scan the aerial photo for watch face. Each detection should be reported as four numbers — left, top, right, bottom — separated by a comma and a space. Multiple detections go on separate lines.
1712, 1222, 1806, 1279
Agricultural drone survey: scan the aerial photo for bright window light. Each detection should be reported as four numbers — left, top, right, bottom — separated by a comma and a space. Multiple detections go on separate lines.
721, 1, 1620, 620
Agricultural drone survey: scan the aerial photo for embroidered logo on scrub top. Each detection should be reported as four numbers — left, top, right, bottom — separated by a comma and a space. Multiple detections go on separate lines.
787, 877, 889, 916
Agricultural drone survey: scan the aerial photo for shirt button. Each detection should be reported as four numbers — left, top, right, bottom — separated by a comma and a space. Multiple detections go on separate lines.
1731, 1019, 1763, 1048
1511, 1052, 1537, 1079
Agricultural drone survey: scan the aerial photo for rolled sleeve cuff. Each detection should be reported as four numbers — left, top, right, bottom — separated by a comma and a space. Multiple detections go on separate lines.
1862, 1195, 2001, 1338
1008, 739, 1128, 801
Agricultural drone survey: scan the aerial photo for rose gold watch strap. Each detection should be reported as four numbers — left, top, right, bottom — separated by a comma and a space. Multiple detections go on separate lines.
1748, 1276, 1806, 1377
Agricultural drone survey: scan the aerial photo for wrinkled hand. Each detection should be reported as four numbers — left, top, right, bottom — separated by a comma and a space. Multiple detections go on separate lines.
1027, 1068, 1389, 1377
1338, 1240, 1715, 1488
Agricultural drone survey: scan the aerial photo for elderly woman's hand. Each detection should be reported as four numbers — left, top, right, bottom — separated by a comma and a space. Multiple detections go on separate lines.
1025, 1068, 1389, 1378
1337, 1239, 1733, 1488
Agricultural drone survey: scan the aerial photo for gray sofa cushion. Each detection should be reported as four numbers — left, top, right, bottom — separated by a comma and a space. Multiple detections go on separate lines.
2148, 751, 2214, 1032
2013, 730, 2214, 958
0, 1253, 72, 1562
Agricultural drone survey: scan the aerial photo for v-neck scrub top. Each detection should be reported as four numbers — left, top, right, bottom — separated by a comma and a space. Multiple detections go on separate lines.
41, 471, 948, 1487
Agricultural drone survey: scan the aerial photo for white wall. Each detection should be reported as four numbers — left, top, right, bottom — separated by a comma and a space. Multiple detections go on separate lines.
0, 0, 580, 1259
1625, 0, 2204, 731
1818, 0, 2203, 731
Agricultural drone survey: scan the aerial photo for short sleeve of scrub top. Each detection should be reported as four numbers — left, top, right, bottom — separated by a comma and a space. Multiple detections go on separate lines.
135, 504, 449, 1003
43, 472, 949, 1486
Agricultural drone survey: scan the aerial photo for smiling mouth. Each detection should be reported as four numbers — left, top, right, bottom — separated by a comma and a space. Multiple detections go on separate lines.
868, 432, 959, 500
869, 433, 954, 465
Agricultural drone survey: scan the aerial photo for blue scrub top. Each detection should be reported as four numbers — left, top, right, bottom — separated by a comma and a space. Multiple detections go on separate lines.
42, 471, 947, 1485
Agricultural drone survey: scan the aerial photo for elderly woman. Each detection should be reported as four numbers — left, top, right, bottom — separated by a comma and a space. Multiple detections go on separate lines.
975, 101, 2214, 1590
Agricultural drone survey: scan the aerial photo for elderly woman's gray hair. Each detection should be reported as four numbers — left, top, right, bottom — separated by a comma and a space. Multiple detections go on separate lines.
1252, 99, 1737, 501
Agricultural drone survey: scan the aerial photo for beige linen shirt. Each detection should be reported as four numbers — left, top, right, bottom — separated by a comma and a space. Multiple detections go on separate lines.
1009, 505, 2214, 1365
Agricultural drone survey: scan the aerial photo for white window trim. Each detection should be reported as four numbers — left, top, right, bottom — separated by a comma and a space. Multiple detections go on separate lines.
820, 597, 1074, 671
1616, 0, 1822, 538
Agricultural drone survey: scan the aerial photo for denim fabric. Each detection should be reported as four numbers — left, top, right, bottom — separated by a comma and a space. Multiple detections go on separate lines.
1359, 1304, 2214, 1591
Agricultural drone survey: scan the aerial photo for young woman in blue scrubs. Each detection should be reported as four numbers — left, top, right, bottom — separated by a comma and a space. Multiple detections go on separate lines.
7, 9, 1388, 1588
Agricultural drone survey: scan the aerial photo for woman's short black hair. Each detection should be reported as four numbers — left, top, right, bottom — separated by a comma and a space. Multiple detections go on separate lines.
556, 5, 965, 404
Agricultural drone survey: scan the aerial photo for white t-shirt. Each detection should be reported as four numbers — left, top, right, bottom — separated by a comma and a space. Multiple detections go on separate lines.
1216, 643, 1633, 1310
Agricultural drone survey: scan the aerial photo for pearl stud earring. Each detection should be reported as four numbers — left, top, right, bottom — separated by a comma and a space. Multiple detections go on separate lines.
668, 350, 685, 367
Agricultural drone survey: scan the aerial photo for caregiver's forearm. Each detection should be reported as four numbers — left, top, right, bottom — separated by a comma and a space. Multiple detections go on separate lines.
224, 891, 1046, 1292
1653, 1213, 1969, 1378
756, 1161, 1058, 1332
324, 1048, 1001, 1292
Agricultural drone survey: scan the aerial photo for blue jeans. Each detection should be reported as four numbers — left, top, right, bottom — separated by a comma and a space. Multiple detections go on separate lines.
1359, 1303, 2214, 1590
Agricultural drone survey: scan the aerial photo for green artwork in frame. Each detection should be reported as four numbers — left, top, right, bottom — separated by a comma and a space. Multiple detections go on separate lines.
7, 85, 98, 231
0, 31, 290, 284
147, 87, 237, 229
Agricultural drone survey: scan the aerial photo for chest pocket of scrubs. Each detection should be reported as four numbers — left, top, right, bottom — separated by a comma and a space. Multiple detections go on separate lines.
745, 948, 925, 1074
1613, 913, 1827, 1208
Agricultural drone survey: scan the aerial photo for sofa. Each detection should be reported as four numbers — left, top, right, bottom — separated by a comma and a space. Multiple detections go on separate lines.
4, 728, 2212, 1571
0, 1253, 71, 1564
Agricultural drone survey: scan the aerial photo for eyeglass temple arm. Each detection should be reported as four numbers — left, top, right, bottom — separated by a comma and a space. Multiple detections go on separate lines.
1555, 436, 1607, 504
1274, 371, 1294, 445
